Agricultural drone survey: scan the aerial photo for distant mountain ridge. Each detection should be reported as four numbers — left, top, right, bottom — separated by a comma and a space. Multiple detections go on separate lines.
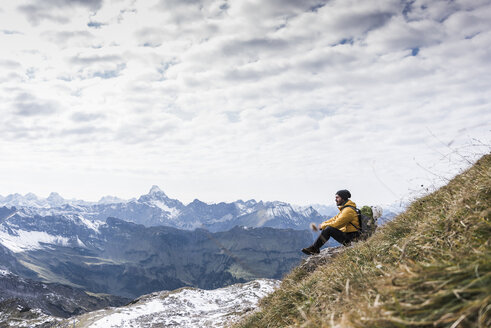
0, 186, 324, 231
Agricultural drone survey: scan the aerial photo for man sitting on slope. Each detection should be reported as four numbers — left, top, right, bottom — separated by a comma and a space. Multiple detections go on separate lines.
302, 189, 360, 255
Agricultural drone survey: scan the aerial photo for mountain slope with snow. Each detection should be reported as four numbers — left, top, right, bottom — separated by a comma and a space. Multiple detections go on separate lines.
0, 186, 323, 231
1, 278, 279, 328
60, 279, 279, 328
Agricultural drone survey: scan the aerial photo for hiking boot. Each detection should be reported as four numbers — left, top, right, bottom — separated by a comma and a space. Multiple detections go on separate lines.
301, 245, 320, 255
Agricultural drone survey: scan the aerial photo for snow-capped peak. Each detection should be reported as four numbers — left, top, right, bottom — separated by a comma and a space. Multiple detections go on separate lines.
47, 192, 65, 206
24, 193, 38, 201
292, 205, 317, 216
2, 193, 45, 208
149, 185, 165, 195
139, 185, 170, 202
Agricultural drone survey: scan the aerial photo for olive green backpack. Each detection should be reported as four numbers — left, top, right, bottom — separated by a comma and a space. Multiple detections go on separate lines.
345, 205, 380, 239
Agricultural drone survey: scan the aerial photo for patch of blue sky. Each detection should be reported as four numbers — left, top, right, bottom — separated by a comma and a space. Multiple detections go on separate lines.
87, 21, 105, 28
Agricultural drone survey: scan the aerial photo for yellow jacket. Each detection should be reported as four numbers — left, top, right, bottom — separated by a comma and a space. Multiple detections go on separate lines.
319, 200, 360, 233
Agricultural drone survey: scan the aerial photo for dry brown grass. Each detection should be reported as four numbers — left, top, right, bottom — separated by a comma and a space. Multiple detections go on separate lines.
234, 154, 491, 328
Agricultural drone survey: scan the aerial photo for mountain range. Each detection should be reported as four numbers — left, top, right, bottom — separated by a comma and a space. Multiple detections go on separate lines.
0, 186, 324, 232
0, 186, 400, 232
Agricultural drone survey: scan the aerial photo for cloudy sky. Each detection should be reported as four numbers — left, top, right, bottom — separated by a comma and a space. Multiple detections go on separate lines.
0, 0, 490, 206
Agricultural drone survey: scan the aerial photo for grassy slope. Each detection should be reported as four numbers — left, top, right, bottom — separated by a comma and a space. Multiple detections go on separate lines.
235, 154, 490, 328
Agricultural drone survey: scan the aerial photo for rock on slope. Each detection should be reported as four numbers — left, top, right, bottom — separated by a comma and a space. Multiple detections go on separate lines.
298, 246, 347, 273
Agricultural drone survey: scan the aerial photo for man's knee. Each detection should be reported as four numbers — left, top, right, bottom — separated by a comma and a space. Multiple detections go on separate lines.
321, 226, 334, 237
323, 227, 347, 244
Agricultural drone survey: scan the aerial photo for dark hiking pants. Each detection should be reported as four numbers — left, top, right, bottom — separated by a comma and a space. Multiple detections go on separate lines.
313, 226, 360, 249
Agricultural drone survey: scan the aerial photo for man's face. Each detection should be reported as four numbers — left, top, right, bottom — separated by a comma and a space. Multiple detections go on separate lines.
335, 194, 344, 206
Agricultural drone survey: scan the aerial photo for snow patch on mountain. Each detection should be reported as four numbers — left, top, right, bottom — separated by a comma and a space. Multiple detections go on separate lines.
0, 307, 60, 328
76, 236, 87, 248
87, 299, 166, 328
76, 215, 102, 233
235, 201, 257, 216
267, 203, 293, 219
147, 200, 181, 219
293, 205, 317, 216
0, 228, 70, 253
0, 268, 10, 276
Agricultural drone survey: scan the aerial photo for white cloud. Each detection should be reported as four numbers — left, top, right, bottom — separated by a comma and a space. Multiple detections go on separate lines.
0, 0, 489, 206
12, 92, 60, 116
18, 0, 103, 25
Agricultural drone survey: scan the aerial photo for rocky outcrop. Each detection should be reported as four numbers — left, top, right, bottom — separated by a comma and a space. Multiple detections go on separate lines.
0, 298, 59, 328
299, 246, 348, 272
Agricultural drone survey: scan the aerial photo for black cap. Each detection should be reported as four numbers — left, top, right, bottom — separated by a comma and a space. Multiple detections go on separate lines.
336, 189, 351, 200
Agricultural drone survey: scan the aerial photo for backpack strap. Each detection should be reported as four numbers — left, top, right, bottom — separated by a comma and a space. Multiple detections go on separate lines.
343, 205, 362, 231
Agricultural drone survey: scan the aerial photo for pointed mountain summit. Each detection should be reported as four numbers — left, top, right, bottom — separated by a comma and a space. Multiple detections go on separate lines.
47, 192, 65, 207
188, 198, 208, 208
138, 185, 168, 202
149, 185, 164, 194
142, 185, 168, 199
3, 193, 38, 207
136, 186, 185, 218
24, 193, 39, 201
